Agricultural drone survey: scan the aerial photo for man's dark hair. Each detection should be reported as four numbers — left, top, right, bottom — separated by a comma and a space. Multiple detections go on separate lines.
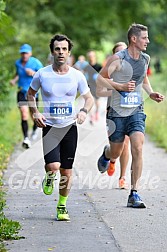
49, 34, 73, 52
127, 23, 148, 43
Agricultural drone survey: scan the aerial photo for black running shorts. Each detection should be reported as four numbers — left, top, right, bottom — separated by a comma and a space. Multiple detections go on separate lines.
42, 124, 78, 169
17, 90, 39, 107
17, 91, 28, 106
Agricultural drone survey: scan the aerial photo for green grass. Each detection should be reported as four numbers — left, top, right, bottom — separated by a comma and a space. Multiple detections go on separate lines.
0, 181, 24, 251
0, 100, 22, 172
144, 71, 167, 150
0, 90, 24, 250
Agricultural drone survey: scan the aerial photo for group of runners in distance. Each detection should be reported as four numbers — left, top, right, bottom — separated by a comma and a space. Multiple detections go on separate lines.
10, 23, 164, 221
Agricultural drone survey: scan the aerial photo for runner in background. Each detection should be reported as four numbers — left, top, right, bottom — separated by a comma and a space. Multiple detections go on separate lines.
10, 44, 43, 148
97, 42, 129, 189
84, 50, 102, 125
74, 55, 89, 72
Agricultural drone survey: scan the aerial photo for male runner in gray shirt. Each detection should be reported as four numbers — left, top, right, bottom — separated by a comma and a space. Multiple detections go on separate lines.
97, 23, 164, 208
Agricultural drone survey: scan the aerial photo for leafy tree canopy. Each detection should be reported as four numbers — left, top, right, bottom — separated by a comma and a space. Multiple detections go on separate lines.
1, 0, 167, 67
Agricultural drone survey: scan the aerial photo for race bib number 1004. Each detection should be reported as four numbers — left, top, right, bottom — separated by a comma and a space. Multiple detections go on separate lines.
50, 102, 72, 118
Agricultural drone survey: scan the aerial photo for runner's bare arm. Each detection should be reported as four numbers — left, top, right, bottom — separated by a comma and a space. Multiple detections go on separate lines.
76, 91, 94, 124
96, 55, 135, 92
27, 87, 46, 127
142, 75, 153, 95
96, 83, 112, 97
10, 75, 19, 86
81, 90, 94, 113
142, 75, 164, 103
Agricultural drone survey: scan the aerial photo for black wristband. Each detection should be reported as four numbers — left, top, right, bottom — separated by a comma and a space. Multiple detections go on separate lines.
80, 108, 88, 114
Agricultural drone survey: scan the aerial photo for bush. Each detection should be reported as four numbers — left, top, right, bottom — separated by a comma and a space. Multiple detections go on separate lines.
0, 68, 12, 116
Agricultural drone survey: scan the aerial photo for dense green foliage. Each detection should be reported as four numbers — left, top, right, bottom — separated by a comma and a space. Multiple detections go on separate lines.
4, 0, 167, 59
0, 0, 15, 112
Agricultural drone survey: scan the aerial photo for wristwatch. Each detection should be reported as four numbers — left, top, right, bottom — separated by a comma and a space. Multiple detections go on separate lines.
80, 108, 88, 114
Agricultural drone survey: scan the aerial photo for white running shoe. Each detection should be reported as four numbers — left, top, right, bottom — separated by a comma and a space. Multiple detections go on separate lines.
22, 137, 31, 149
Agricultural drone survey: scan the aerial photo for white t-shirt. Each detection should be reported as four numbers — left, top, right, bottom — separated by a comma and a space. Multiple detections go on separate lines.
30, 65, 90, 127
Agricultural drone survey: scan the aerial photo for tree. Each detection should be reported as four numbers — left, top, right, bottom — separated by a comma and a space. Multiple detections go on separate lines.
0, 0, 15, 113
4, 0, 167, 61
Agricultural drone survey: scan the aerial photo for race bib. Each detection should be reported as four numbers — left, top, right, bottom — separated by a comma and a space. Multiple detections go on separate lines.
120, 91, 141, 108
50, 102, 72, 118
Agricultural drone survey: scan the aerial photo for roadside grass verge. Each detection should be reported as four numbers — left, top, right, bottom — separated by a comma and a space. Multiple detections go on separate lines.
145, 72, 167, 150
0, 182, 23, 251
0, 91, 24, 250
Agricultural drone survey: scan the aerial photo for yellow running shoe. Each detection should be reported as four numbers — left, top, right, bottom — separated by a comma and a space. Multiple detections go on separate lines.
42, 173, 56, 195
57, 205, 70, 221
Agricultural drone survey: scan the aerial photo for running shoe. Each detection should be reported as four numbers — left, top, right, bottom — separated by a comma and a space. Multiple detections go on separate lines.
127, 191, 146, 208
22, 137, 31, 149
97, 145, 110, 173
57, 205, 70, 221
107, 161, 115, 176
119, 177, 128, 189
42, 173, 56, 195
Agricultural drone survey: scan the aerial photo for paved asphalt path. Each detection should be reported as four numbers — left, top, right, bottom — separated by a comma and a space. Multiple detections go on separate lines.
4, 97, 167, 252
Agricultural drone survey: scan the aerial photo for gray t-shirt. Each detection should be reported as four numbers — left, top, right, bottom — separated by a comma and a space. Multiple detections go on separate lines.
30, 65, 90, 127
107, 49, 150, 117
